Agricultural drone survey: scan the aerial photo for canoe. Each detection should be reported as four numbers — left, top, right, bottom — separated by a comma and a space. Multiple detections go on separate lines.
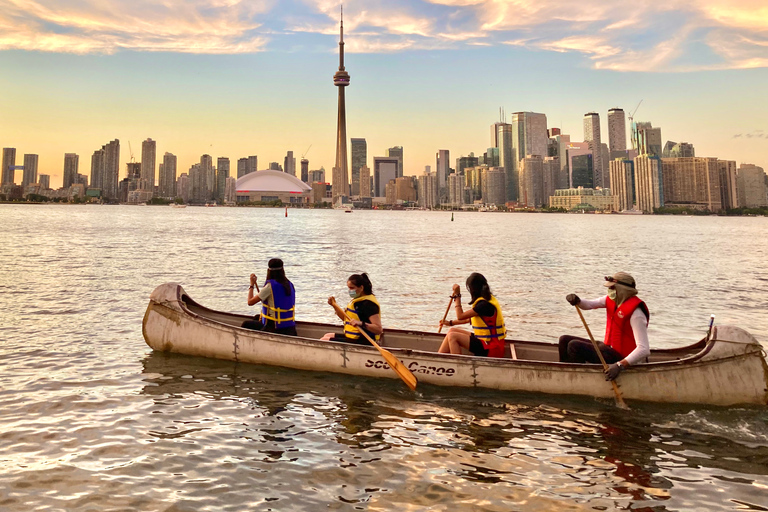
142, 283, 768, 406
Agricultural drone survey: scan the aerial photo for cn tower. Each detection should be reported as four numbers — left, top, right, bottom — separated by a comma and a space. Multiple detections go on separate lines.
332, 7, 350, 202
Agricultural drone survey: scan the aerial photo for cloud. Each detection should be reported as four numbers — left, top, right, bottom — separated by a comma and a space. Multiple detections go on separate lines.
1, 0, 767, 72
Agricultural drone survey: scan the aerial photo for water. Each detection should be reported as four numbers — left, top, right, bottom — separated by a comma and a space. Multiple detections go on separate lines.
1, 204, 767, 511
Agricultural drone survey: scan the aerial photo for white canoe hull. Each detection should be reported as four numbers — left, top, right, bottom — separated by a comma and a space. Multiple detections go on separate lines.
143, 283, 768, 406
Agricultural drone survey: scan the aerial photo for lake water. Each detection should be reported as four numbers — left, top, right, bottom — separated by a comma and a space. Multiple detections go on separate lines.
1, 204, 767, 511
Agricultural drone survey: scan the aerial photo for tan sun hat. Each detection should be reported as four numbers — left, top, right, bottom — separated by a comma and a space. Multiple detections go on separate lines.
603, 272, 636, 288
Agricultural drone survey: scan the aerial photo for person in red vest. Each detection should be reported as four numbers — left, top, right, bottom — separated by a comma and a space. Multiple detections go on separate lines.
559, 272, 650, 381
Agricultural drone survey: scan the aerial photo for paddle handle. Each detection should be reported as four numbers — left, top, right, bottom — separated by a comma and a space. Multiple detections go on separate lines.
437, 296, 454, 333
576, 306, 629, 409
706, 314, 715, 341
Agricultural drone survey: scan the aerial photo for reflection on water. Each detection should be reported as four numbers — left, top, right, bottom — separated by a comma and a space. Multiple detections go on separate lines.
1, 205, 767, 511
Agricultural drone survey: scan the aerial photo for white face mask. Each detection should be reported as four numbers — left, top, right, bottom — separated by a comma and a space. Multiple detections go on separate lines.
607, 287, 617, 301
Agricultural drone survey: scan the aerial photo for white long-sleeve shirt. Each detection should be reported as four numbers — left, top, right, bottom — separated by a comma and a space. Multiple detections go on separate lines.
579, 296, 650, 366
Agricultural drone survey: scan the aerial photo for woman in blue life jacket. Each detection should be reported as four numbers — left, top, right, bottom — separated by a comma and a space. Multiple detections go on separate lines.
321, 273, 382, 346
438, 273, 507, 358
241, 258, 298, 336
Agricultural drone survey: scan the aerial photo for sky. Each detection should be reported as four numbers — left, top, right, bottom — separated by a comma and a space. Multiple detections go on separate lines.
1, 0, 767, 188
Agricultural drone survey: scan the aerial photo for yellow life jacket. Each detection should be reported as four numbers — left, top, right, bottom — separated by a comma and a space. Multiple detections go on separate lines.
343, 294, 381, 341
469, 295, 506, 345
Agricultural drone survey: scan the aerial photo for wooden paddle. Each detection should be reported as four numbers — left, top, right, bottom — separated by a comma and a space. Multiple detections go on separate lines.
329, 298, 418, 391
575, 306, 629, 410
437, 296, 454, 333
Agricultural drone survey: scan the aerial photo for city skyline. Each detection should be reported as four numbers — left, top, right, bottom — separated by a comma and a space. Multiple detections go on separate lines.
1, 1, 767, 189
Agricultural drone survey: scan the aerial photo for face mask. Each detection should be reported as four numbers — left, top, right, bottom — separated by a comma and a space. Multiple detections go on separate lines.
607, 287, 617, 301
349, 289, 359, 299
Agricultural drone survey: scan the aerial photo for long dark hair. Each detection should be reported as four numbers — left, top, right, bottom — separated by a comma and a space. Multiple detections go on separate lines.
348, 273, 373, 295
265, 258, 292, 295
466, 272, 491, 303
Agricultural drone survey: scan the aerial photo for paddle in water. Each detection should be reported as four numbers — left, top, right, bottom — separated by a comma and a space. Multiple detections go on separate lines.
329, 297, 418, 391
575, 306, 630, 410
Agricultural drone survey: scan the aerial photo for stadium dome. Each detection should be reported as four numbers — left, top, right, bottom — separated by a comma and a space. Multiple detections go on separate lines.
235, 170, 312, 204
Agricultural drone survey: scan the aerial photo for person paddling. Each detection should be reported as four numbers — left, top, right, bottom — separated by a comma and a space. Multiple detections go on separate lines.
559, 272, 650, 380
438, 273, 507, 358
321, 273, 383, 345
241, 258, 298, 336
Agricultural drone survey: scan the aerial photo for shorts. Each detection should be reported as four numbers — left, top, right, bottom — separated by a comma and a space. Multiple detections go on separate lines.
469, 334, 505, 358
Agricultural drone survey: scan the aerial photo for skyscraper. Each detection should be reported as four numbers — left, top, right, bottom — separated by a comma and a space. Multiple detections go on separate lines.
237, 158, 248, 178
102, 140, 120, 199
350, 138, 366, 195
63, 153, 79, 189
373, 156, 398, 197
301, 158, 309, 183
90, 149, 105, 190
141, 138, 156, 192
497, 124, 514, 201
607, 108, 626, 159
201, 154, 214, 201
160, 153, 177, 198
2, 148, 16, 185
661, 157, 722, 212
22, 154, 38, 188
509, 112, 548, 201
216, 157, 230, 202
610, 158, 635, 211
247, 156, 258, 175
584, 112, 606, 188
633, 122, 663, 157
284, 151, 296, 176
436, 149, 450, 202
332, 8, 350, 202
39, 174, 50, 189
359, 165, 371, 198
386, 146, 403, 177
634, 155, 664, 213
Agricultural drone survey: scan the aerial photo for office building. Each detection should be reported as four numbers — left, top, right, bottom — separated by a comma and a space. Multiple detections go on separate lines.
284, 151, 296, 176
160, 153, 177, 198
717, 160, 738, 210
100, 140, 120, 200
90, 149, 105, 190
481, 167, 506, 207
309, 168, 326, 184
418, 170, 438, 208
567, 143, 593, 188
200, 154, 214, 201
177, 173, 190, 203
373, 156, 398, 197
351, 138, 366, 195
188, 164, 202, 202
455, 154, 479, 176
237, 158, 247, 179
359, 165, 371, 198
549, 133, 571, 189
549, 187, 614, 210
661, 157, 722, 211
584, 112, 607, 188
331, 11, 350, 201
247, 156, 258, 175
436, 149, 450, 201
510, 112, 548, 201
518, 156, 557, 208
607, 108, 627, 159
633, 122, 663, 157
610, 158, 635, 211
39, 174, 50, 189
662, 141, 695, 158
300, 158, 309, 183
386, 146, 403, 177
216, 157, 230, 203
390, 176, 416, 204
22, 154, 38, 188
2, 148, 15, 185
634, 155, 664, 213
63, 153, 79, 189
448, 172, 464, 207
225, 176, 236, 204
736, 164, 768, 208
464, 166, 484, 200
141, 138, 156, 192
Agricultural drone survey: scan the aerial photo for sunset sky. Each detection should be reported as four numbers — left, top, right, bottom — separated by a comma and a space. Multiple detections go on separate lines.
1, 0, 767, 188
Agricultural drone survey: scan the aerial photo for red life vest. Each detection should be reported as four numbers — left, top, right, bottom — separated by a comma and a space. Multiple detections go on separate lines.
604, 296, 648, 358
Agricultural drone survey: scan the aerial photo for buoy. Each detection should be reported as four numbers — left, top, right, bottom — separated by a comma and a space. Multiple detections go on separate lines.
451, 212, 454, 221
285, 206, 288, 217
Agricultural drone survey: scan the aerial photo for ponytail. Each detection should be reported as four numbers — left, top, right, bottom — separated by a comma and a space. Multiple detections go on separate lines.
348, 273, 373, 295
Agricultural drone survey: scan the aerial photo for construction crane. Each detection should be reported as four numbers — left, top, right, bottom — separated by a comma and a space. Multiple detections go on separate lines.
302, 144, 312, 159
627, 100, 643, 152
128, 141, 135, 163
628, 100, 643, 124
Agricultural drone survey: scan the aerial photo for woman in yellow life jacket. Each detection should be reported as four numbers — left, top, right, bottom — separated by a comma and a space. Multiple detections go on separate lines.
321, 273, 383, 346
438, 273, 507, 358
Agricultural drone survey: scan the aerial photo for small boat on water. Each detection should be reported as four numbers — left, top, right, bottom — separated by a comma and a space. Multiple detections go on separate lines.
143, 283, 768, 406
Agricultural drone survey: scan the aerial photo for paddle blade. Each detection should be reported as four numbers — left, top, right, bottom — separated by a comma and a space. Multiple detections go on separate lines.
379, 349, 418, 391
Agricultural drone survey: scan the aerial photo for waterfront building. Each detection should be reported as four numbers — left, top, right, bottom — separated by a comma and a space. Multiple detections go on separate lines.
141, 139, 156, 193
177, 173, 190, 202
216, 157, 230, 203
417, 170, 438, 208
236, 170, 312, 204
661, 157, 722, 211
548, 133, 571, 189
311, 182, 330, 204
200, 154, 214, 201
566, 143, 593, 188
607, 108, 627, 161
189, 163, 202, 203
549, 187, 614, 211
448, 172, 464, 207
90, 149, 105, 190
39, 174, 50, 190
736, 164, 768, 208
284, 151, 296, 176
633, 122, 663, 157
717, 160, 739, 210
300, 158, 309, 183
634, 155, 664, 213
63, 153, 79, 189
160, 153, 177, 198
309, 168, 326, 184
510, 112, 548, 201
350, 138, 366, 195
373, 156, 398, 197
518, 156, 558, 208
1, 148, 15, 185
359, 165, 371, 198
331, 10, 350, 202
224, 176, 236, 204
610, 158, 635, 211
392, 176, 416, 204
481, 167, 506, 207
436, 149, 450, 202
101, 140, 120, 200
22, 154, 38, 188
584, 112, 608, 189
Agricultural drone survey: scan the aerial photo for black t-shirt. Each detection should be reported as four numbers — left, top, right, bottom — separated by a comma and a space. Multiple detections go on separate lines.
472, 299, 496, 319
354, 299, 380, 323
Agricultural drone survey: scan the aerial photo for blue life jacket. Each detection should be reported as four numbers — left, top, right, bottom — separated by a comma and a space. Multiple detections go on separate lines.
261, 279, 296, 329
